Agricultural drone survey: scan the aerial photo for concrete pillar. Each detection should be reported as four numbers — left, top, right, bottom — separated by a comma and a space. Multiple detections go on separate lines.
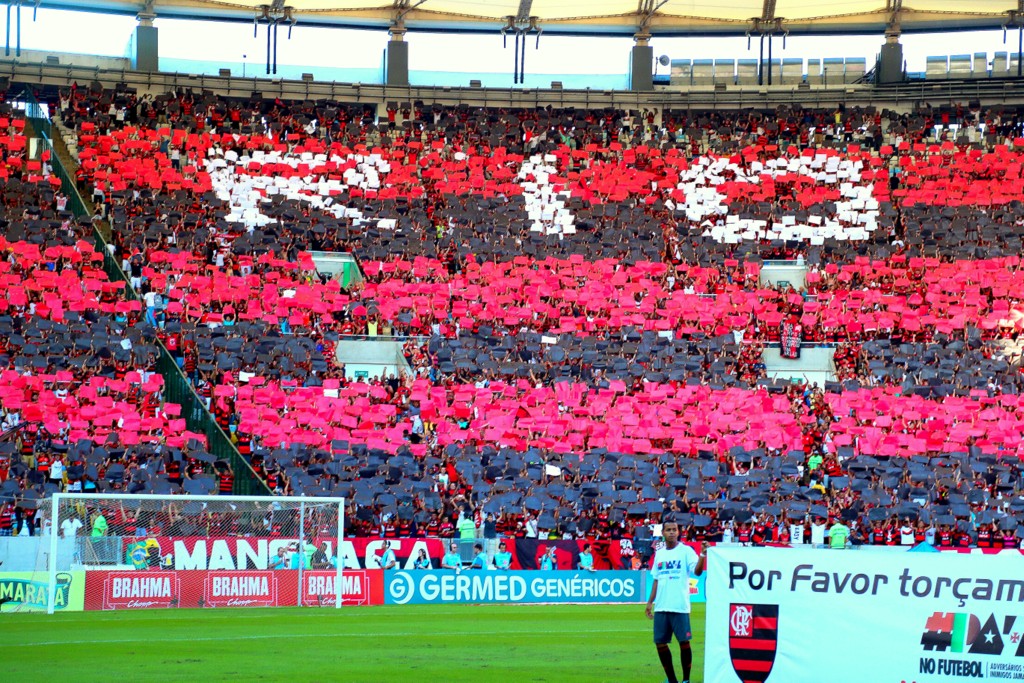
631, 33, 654, 91
877, 31, 904, 84
386, 26, 409, 87
132, 11, 159, 72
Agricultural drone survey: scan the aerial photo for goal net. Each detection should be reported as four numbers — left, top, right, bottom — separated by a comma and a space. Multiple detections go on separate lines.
46, 493, 347, 613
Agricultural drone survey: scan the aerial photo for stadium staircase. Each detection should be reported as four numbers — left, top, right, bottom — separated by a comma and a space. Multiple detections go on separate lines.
21, 89, 271, 496
759, 261, 808, 290
307, 248, 416, 382
334, 338, 414, 380
755, 260, 825, 383
306, 251, 362, 289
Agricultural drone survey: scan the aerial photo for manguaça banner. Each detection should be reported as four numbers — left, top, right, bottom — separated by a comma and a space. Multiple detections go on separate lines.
385, 569, 643, 605
122, 536, 629, 571
705, 546, 1024, 683
0, 571, 85, 611
133, 536, 446, 570
83, 569, 383, 610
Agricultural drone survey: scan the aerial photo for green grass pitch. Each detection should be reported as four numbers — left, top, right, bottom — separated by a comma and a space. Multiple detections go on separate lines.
2, 603, 707, 682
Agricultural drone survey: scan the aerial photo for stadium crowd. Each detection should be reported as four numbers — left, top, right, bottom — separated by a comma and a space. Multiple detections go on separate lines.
1, 83, 1023, 551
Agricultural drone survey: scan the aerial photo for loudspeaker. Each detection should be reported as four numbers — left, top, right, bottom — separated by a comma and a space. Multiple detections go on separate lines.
631, 45, 654, 91
386, 41, 409, 87
878, 42, 904, 84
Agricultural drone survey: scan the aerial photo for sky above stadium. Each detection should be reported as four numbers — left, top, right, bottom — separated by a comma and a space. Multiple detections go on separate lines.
0, 7, 1013, 87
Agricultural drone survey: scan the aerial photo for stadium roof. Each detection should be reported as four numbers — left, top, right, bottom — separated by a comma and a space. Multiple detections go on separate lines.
39, 1, 1017, 36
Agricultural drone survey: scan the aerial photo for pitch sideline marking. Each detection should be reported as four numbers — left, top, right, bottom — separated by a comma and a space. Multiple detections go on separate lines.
3, 603, 638, 624
0, 627, 646, 648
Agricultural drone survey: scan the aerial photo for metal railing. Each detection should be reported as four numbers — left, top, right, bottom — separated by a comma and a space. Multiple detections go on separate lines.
20, 88, 269, 496
22, 91, 50, 140
6, 58, 1024, 111
49, 150, 88, 218
153, 353, 266, 496
336, 333, 430, 343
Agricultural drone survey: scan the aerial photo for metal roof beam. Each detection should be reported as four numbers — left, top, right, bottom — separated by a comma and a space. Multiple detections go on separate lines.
749, 0, 785, 35
515, 0, 533, 24
636, 0, 668, 41
1006, 3, 1023, 27
885, 0, 903, 37
391, 0, 427, 36
137, 0, 156, 26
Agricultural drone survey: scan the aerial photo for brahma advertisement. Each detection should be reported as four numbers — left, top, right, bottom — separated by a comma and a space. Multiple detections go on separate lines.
84, 569, 383, 610
705, 546, 1024, 683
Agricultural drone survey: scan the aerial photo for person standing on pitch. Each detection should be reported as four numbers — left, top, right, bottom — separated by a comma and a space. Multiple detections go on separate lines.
645, 514, 707, 683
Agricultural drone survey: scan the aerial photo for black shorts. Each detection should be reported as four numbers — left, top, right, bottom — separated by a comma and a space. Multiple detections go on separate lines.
653, 611, 692, 644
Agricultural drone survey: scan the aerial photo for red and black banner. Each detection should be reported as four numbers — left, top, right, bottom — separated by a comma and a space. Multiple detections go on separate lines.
780, 322, 801, 359
506, 538, 625, 570
728, 603, 779, 683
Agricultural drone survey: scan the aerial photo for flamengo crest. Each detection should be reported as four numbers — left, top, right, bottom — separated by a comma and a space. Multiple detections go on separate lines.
728, 603, 779, 683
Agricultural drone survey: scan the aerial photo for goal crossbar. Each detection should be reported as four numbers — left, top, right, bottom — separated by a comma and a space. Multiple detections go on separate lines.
46, 493, 346, 614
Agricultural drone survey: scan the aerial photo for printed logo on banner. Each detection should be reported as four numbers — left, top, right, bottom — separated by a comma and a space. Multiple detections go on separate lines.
728, 603, 779, 683
388, 571, 416, 605
921, 611, 1024, 656
102, 571, 180, 610
203, 571, 278, 608
916, 611, 1024, 679
0, 573, 75, 610
302, 571, 371, 606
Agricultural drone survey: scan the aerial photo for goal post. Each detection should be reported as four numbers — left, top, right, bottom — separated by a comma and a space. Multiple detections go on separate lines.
46, 493, 346, 614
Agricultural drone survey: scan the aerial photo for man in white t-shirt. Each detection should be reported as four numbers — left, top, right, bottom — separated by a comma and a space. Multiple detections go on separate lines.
143, 290, 159, 326
60, 515, 83, 538
524, 514, 539, 539
810, 518, 827, 546
49, 457, 65, 489
645, 515, 707, 683
900, 519, 915, 545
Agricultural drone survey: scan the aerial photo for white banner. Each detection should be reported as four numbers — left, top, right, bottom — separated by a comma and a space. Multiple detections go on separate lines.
705, 546, 1024, 683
